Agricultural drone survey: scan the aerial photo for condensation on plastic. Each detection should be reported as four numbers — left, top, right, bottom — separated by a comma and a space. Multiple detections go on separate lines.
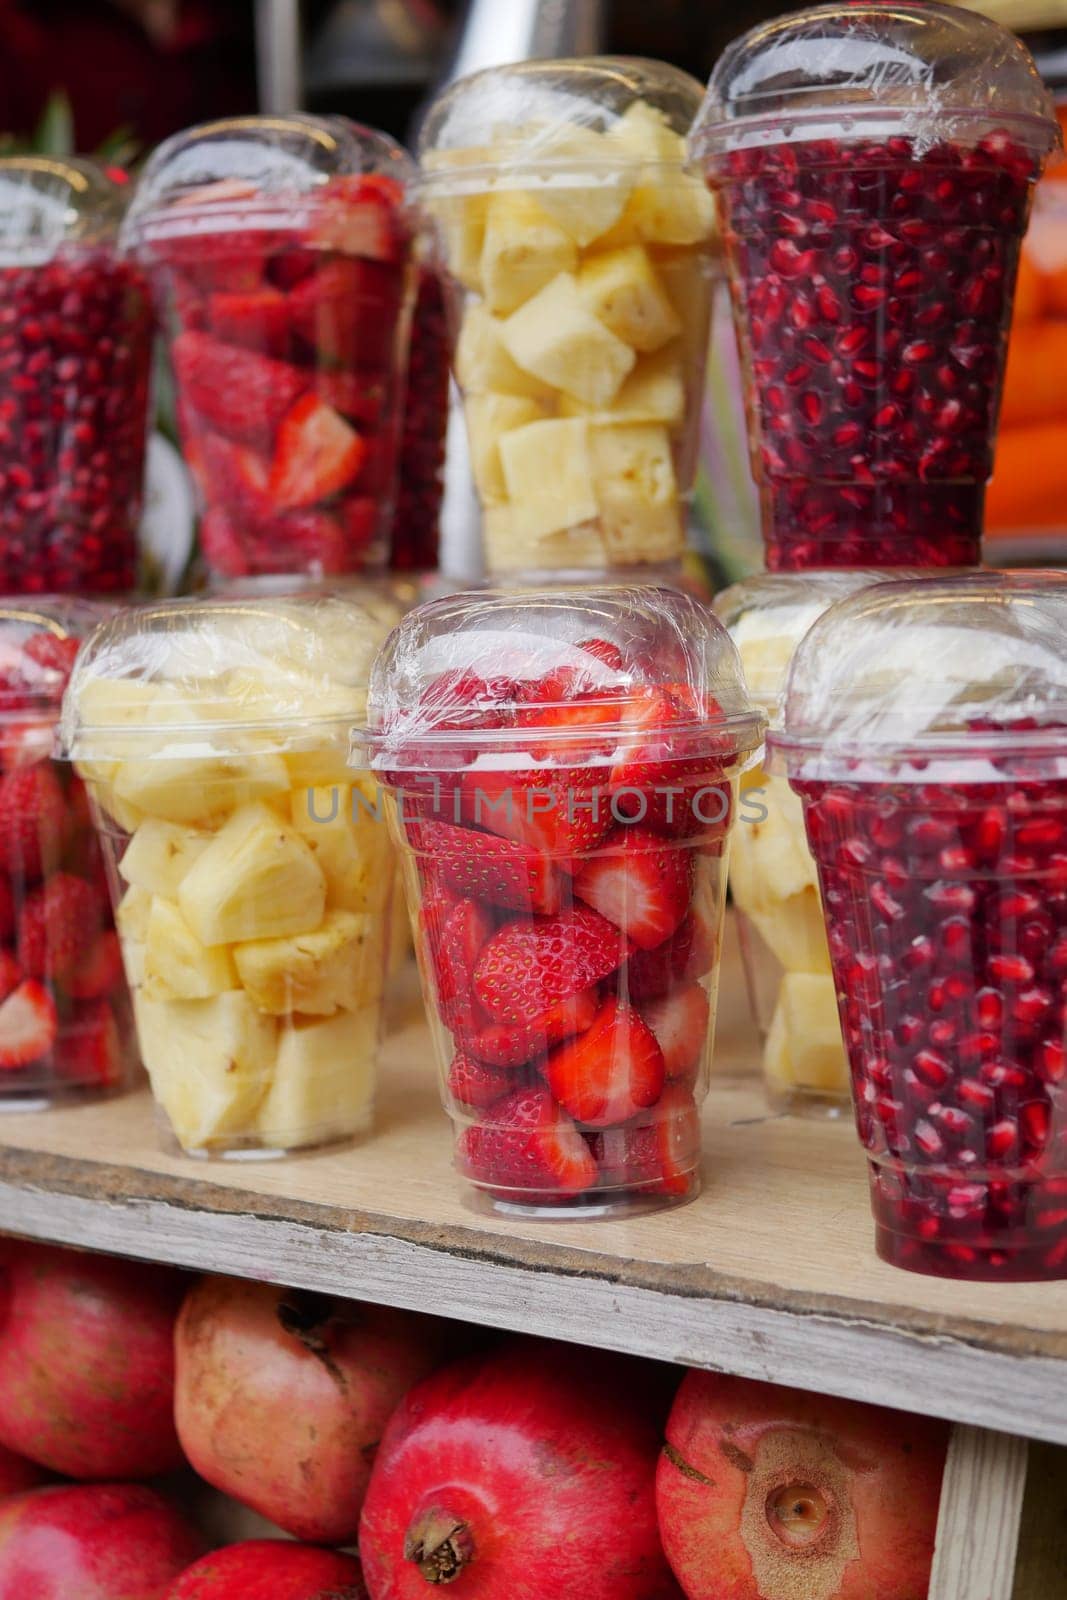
60, 590, 400, 761
364, 584, 765, 769
689, 1, 1060, 167
122, 114, 417, 248
419, 56, 712, 194
714, 570, 926, 720
0, 157, 127, 266
0, 597, 114, 724
769, 570, 1067, 782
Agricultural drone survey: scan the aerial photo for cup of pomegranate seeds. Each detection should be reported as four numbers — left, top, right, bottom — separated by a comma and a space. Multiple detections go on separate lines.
0, 159, 152, 594
690, 2, 1060, 572
390, 259, 452, 571
418, 59, 719, 577
0, 599, 135, 1107
365, 586, 764, 1216
770, 571, 1067, 1280
716, 570, 922, 1118
123, 116, 420, 583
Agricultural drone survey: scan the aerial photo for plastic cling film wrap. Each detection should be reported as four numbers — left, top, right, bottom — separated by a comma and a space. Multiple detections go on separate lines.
689, 2, 1060, 165
0, 157, 130, 266
770, 571, 1067, 783
0, 598, 116, 724
365, 585, 764, 772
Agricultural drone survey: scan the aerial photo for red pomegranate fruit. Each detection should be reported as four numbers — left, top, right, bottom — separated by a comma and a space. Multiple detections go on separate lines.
0, 1242, 185, 1478
0, 1442, 47, 1498
174, 1276, 443, 1545
657, 1372, 948, 1600
358, 1337, 681, 1599
165, 1540, 367, 1599
0, 1483, 203, 1600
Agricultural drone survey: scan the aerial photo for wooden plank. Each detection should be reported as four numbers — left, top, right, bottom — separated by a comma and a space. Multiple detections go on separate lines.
1011, 1441, 1067, 1600
930, 1427, 1029, 1600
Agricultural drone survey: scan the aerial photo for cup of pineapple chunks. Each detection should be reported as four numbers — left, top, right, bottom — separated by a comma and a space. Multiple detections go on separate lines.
59, 591, 400, 1158
418, 58, 719, 576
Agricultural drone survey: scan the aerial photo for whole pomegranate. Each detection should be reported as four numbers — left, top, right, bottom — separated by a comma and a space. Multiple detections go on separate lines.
174, 1276, 443, 1545
0, 1483, 203, 1599
166, 1540, 368, 1599
0, 1442, 47, 1498
657, 1372, 948, 1600
0, 1242, 185, 1478
358, 1337, 681, 1599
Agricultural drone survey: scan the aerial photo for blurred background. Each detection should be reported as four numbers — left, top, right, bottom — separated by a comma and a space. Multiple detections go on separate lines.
5, 0, 1067, 583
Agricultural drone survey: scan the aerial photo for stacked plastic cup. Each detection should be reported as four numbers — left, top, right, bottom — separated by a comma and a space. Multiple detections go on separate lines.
0, 158, 152, 593
419, 58, 719, 577
771, 572, 1067, 1280
123, 116, 420, 583
689, 2, 1059, 571
366, 586, 764, 1216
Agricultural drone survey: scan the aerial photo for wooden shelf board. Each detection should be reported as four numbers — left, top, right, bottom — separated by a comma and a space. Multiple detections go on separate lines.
0, 924, 1065, 1444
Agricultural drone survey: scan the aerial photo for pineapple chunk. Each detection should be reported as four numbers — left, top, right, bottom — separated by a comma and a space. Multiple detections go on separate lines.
283, 735, 354, 792
179, 802, 326, 947
657, 253, 715, 372
116, 884, 152, 943
134, 990, 276, 1152
455, 305, 553, 400
143, 897, 238, 1001
501, 274, 635, 407
122, 941, 146, 989
610, 100, 687, 163
589, 422, 681, 561
480, 191, 577, 315
764, 974, 848, 1093
608, 103, 717, 246
562, 344, 685, 426
120, 819, 212, 900
289, 783, 392, 915
517, 127, 631, 246
731, 776, 818, 910
746, 890, 832, 976
234, 908, 384, 1017
465, 393, 544, 502
499, 418, 598, 543
433, 190, 488, 292
577, 246, 680, 354
481, 506, 607, 571
257, 1007, 379, 1149
112, 751, 291, 826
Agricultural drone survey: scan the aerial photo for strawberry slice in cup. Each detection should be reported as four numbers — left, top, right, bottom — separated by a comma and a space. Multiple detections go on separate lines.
366, 586, 764, 1216
124, 117, 420, 583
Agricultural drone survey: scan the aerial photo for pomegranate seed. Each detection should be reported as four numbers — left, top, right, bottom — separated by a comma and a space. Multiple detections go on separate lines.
1037, 1039, 1066, 1083
914, 1049, 951, 1088
988, 953, 1035, 985
914, 1120, 945, 1158
1020, 1101, 1050, 1148
958, 1078, 995, 1113
987, 1120, 1019, 1158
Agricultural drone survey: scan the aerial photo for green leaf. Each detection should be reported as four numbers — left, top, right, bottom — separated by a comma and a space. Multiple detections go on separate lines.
33, 92, 75, 158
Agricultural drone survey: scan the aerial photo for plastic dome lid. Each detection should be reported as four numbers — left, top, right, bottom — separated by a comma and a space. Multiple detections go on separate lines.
689, 2, 1059, 166
60, 591, 396, 760
0, 597, 114, 723
714, 570, 929, 718
365, 584, 765, 769
123, 114, 416, 247
419, 56, 707, 188
770, 571, 1067, 780
0, 157, 128, 265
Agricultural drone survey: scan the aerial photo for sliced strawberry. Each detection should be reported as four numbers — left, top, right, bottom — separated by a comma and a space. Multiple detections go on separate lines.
56, 999, 123, 1086
447, 1048, 517, 1110
198, 434, 274, 524
577, 637, 625, 671
290, 257, 402, 365
244, 509, 349, 576
269, 245, 317, 289
22, 633, 81, 685
588, 1083, 700, 1196
315, 370, 384, 426
462, 765, 610, 859
573, 826, 692, 951
171, 330, 306, 449
0, 950, 21, 1004
0, 882, 13, 943
338, 496, 380, 556
624, 911, 717, 1002
406, 818, 564, 915
421, 894, 494, 1031
64, 931, 124, 1001
458, 1086, 597, 1197
474, 906, 628, 1028
544, 996, 664, 1128
638, 982, 710, 1083
18, 872, 100, 982
268, 394, 365, 511
420, 671, 519, 733
208, 286, 290, 355
0, 980, 57, 1070
0, 764, 67, 881
0, 722, 53, 773
458, 986, 599, 1069
199, 508, 248, 576
612, 687, 733, 838
313, 175, 406, 263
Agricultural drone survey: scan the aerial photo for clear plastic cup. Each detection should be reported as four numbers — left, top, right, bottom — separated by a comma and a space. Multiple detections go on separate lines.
0, 599, 136, 1108
59, 591, 398, 1159
690, 3, 1060, 572
391, 258, 451, 571
0, 158, 152, 593
715, 571, 914, 1117
365, 585, 764, 1216
419, 58, 720, 577
770, 571, 1067, 1280
123, 116, 420, 583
